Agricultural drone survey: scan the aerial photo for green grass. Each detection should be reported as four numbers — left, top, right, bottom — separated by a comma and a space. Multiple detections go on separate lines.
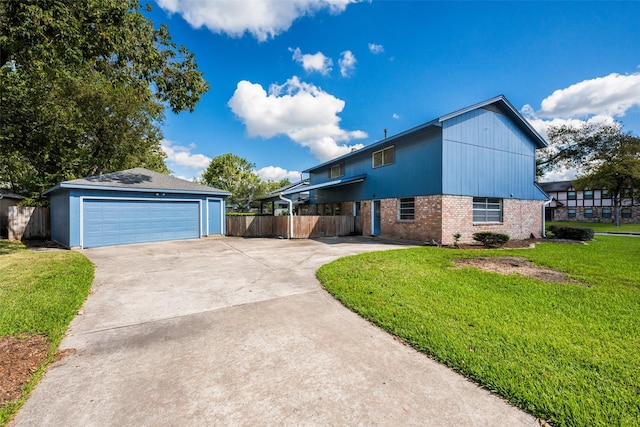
548, 220, 640, 233
0, 240, 94, 425
317, 236, 640, 427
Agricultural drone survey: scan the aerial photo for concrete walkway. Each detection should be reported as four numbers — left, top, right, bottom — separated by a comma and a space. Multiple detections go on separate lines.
13, 237, 541, 426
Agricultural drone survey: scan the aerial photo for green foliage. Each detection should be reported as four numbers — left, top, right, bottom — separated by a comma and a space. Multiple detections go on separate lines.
548, 225, 594, 241
200, 154, 291, 211
547, 221, 640, 233
318, 236, 640, 427
0, 0, 208, 197
0, 240, 94, 424
472, 232, 510, 247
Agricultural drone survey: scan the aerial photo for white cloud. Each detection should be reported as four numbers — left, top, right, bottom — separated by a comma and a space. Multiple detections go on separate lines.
338, 50, 357, 77
256, 166, 303, 182
521, 71, 640, 140
392, 113, 400, 119
161, 139, 211, 170
156, 0, 358, 42
368, 43, 384, 54
289, 47, 333, 75
228, 76, 367, 162
537, 72, 640, 119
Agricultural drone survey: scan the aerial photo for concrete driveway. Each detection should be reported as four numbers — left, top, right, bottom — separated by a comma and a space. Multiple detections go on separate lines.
13, 237, 540, 426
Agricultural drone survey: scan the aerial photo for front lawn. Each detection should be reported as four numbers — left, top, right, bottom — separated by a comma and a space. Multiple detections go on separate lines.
317, 236, 640, 427
0, 240, 94, 425
547, 220, 640, 233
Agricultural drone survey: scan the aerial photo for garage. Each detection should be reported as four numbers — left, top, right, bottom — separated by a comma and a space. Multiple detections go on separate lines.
44, 168, 230, 248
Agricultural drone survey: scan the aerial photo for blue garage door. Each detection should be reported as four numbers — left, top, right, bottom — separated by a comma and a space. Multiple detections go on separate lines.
207, 199, 222, 235
83, 199, 200, 248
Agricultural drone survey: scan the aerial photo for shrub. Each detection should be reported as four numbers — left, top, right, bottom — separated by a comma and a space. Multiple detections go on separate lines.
549, 226, 594, 241
472, 232, 510, 248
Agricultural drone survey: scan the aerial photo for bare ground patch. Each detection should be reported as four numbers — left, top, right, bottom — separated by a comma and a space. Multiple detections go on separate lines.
454, 256, 583, 285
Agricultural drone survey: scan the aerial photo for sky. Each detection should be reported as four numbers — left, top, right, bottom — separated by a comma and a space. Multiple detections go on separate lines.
147, 0, 640, 183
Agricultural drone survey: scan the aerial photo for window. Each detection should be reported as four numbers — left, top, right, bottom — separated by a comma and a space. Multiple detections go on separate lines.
601, 189, 611, 199
622, 208, 632, 218
583, 190, 593, 200
622, 189, 632, 199
602, 208, 612, 218
372, 146, 394, 168
567, 191, 576, 200
329, 164, 344, 179
568, 208, 576, 218
473, 197, 502, 223
398, 197, 415, 220
584, 208, 593, 218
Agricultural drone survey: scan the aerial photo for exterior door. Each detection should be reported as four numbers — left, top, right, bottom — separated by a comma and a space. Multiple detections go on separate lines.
207, 198, 223, 235
372, 200, 381, 235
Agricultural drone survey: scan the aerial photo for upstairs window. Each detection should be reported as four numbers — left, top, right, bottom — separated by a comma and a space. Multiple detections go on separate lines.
601, 189, 611, 199
398, 197, 415, 221
567, 191, 577, 200
583, 190, 593, 200
473, 197, 502, 223
329, 164, 344, 179
373, 146, 394, 168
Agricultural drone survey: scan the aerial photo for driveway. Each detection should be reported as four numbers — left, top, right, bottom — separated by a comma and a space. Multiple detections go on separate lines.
13, 237, 540, 426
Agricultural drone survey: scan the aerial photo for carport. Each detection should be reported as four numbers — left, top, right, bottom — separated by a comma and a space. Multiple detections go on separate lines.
43, 168, 230, 248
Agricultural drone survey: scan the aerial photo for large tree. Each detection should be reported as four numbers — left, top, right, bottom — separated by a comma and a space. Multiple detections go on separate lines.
201, 154, 291, 211
0, 0, 209, 197
538, 122, 640, 226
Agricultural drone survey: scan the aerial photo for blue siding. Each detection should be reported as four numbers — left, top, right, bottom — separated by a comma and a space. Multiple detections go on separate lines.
310, 127, 442, 203
442, 108, 542, 200
82, 199, 200, 248
49, 191, 70, 246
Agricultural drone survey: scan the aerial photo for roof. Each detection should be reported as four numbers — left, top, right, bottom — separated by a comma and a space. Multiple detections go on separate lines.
304, 95, 548, 173
0, 190, 25, 200
42, 168, 231, 196
537, 181, 573, 192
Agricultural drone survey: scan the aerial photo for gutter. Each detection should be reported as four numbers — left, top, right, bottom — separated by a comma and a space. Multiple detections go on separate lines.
278, 193, 294, 239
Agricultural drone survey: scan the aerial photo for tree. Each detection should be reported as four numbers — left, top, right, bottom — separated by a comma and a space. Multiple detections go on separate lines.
0, 0, 209, 197
201, 154, 263, 211
538, 122, 640, 226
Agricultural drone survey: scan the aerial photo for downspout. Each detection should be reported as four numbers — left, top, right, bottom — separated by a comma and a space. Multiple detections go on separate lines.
278, 193, 294, 239
542, 198, 553, 237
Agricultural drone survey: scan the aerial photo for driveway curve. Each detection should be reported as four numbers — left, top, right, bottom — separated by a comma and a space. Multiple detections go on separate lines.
13, 237, 541, 426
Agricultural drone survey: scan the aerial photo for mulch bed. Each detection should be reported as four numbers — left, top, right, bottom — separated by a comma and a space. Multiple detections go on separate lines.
0, 335, 49, 406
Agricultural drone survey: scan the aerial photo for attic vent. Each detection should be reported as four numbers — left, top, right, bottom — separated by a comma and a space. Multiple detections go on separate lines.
481, 103, 505, 115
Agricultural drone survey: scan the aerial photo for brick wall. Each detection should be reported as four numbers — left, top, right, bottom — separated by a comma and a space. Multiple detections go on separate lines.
379, 196, 443, 242
441, 196, 543, 245
552, 206, 640, 224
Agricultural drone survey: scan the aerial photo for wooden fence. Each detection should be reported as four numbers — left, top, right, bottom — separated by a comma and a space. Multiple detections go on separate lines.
8, 206, 50, 240
226, 215, 362, 239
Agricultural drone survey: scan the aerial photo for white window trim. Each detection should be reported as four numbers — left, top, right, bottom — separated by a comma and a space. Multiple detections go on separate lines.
472, 197, 503, 223
397, 197, 415, 221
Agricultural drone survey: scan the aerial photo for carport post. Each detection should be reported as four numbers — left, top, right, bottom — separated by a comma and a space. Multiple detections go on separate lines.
278, 193, 294, 239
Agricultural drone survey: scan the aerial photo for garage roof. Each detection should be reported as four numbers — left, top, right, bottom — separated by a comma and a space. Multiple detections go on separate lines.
43, 168, 231, 196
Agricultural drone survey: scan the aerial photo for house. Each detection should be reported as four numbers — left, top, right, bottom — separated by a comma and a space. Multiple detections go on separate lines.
257, 179, 310, 215
43, 168, 230, 249
539, 181, 638, 223
0, 190, 25, 238
289, 95, 548, 245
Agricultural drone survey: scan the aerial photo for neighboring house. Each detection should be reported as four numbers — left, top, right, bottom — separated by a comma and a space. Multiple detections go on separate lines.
286, 95, 548, 245
539, 181, 639, 223
0, 190, 25, 238
43, 168, 230, 249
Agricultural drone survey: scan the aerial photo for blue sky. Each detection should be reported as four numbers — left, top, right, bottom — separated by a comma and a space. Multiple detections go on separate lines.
148, 1, 640, 183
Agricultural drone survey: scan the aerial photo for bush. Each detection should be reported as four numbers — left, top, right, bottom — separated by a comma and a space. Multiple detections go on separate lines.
472, 232, 510, 248
548, 225, 594, 241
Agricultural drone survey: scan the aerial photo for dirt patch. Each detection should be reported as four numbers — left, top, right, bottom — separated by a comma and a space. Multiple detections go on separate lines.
454, 256, 582, 284
0, 335, 57, 407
